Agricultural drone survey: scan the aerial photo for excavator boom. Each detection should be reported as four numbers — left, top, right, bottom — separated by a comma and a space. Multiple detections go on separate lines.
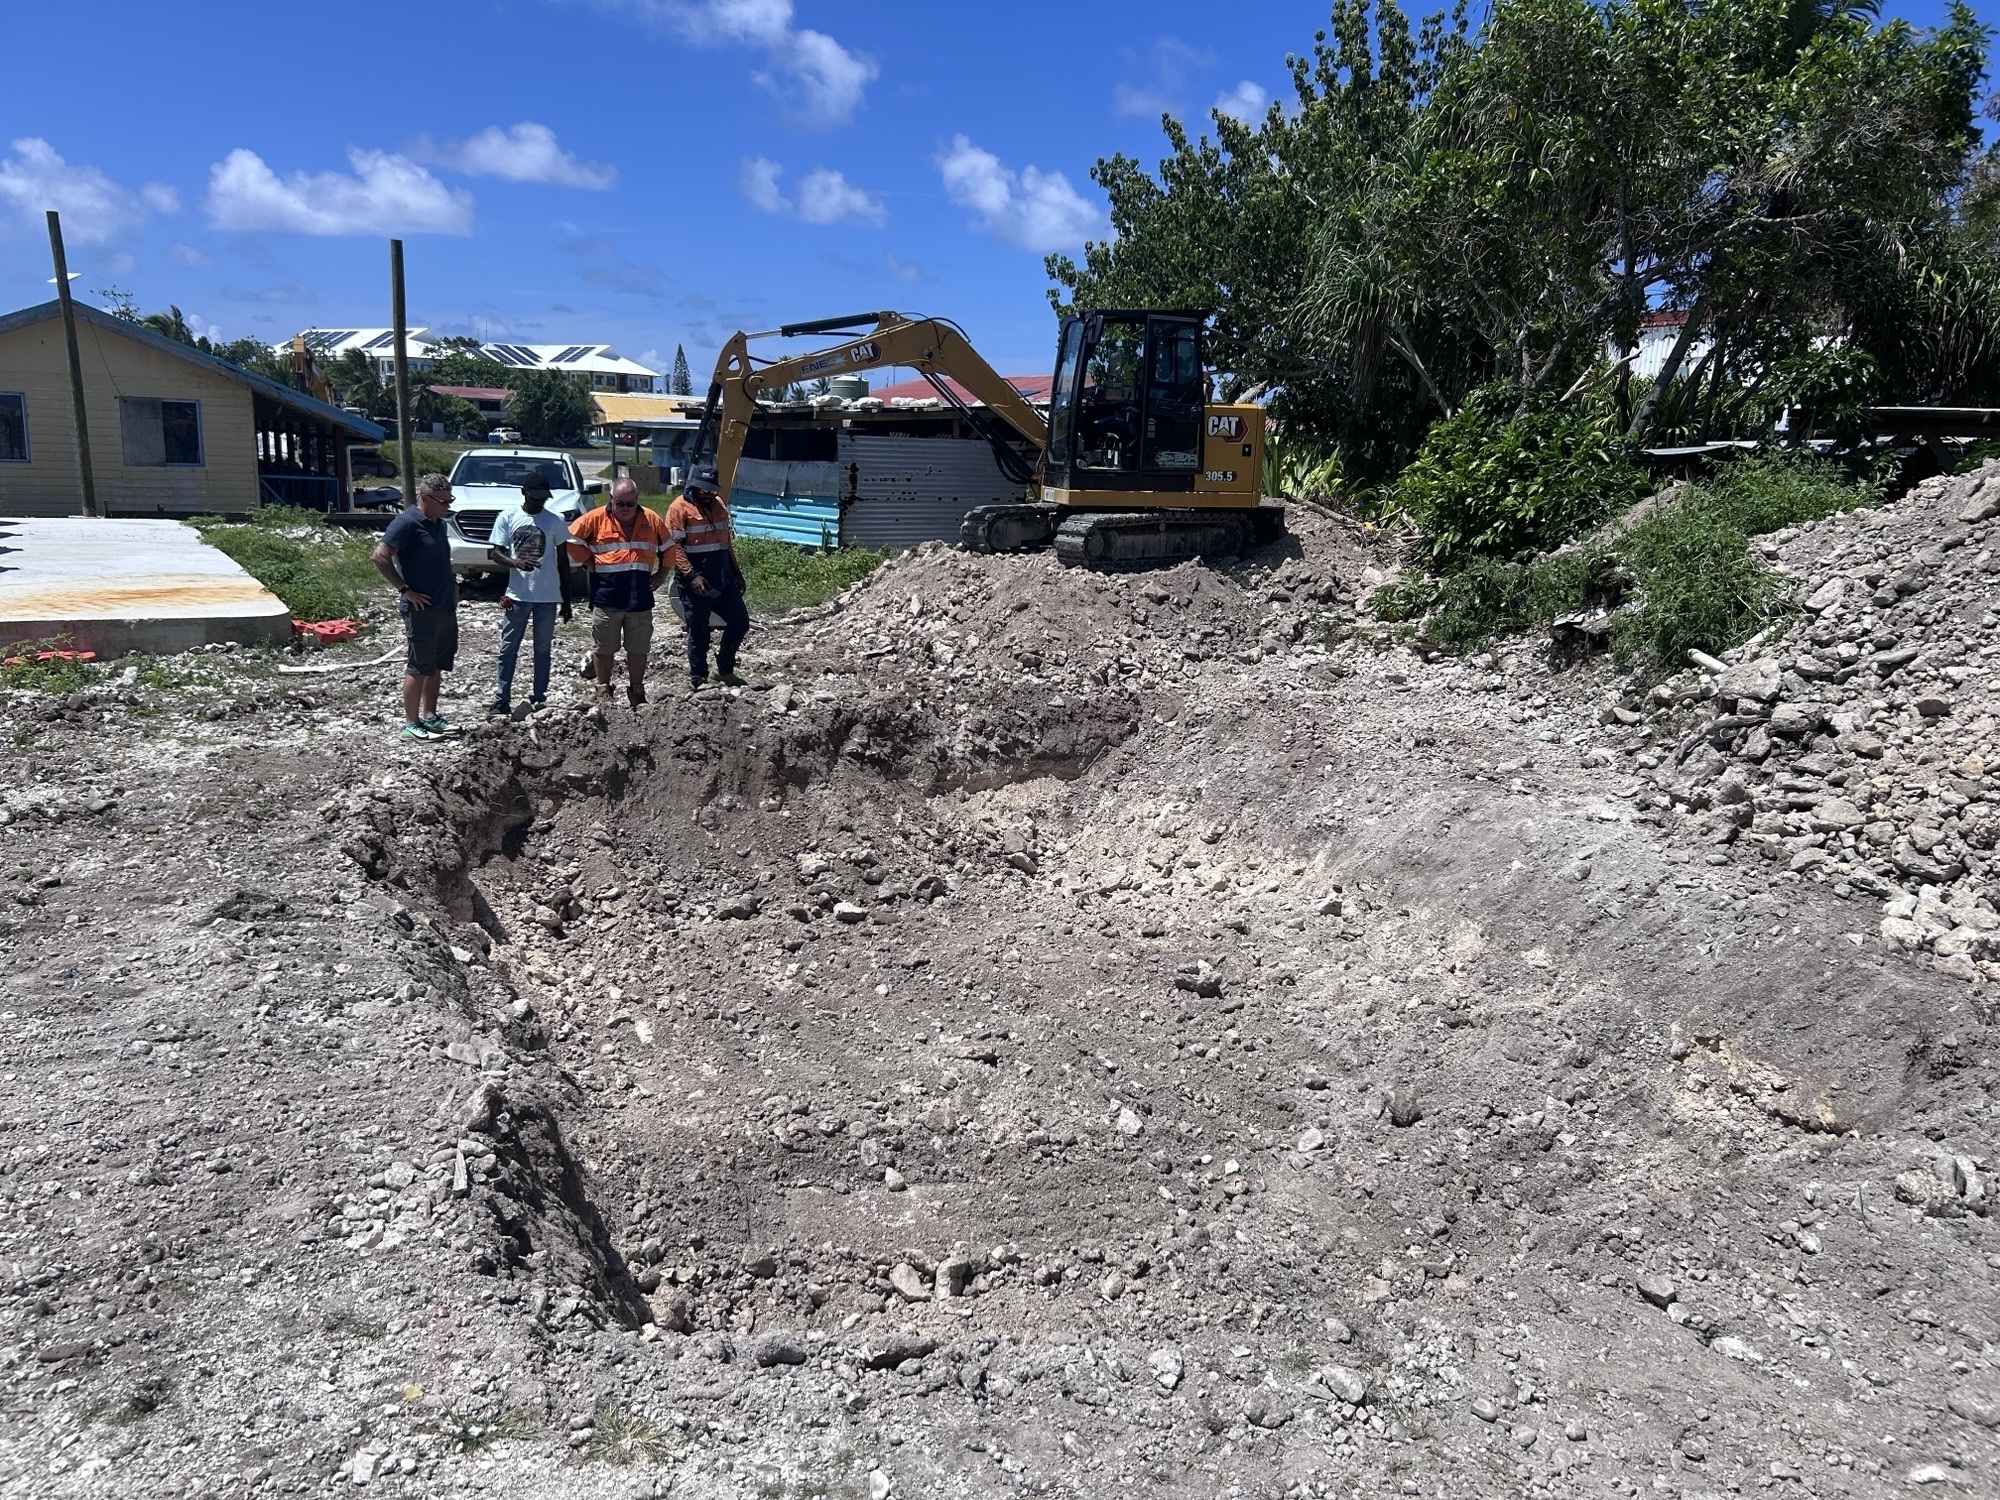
694, 312, 1047, 503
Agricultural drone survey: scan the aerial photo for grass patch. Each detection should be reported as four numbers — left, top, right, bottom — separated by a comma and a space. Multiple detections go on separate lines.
185, 512, 383, 621
736, 537, 893, 614
1384, 451, 1879, 672
582, 1402, 680, 1465
440, 1407, 540, 1454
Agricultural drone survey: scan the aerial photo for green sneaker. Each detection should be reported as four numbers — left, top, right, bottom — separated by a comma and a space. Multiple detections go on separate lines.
400, 722, 435, 742
423, 715, 464, 738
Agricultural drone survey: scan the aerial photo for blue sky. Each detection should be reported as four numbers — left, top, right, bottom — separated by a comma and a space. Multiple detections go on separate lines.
0, 0, 1988, 387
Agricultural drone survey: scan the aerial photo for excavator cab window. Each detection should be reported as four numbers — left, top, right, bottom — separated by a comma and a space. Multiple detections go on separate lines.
1077, 317, 1145, 472
1046, 318, 1086, 471
1141, 318, 1202, 472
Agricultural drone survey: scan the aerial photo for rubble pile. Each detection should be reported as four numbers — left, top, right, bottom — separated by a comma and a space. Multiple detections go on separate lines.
1607, 461, 2000, 984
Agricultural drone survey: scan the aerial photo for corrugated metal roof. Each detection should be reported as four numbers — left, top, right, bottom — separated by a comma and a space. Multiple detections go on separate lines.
836, 433, 1025, 549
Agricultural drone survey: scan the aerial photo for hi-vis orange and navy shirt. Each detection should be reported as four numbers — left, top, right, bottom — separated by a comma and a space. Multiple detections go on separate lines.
661, 493, 738, 583
565, 505, 669, 612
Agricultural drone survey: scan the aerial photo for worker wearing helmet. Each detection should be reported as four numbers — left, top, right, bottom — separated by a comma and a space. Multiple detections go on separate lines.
663, 463, 751, 690
563, 476, 670, 708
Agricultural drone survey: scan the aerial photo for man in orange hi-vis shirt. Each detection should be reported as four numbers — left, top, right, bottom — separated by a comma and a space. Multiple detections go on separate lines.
662, 463, 751, 691
564, 477, 669, 708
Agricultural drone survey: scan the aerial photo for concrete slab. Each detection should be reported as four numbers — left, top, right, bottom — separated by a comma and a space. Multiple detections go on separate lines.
0, 517, 291, 658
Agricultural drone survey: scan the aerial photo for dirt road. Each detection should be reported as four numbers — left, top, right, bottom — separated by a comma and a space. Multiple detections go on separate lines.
0, 489, 1993, 1499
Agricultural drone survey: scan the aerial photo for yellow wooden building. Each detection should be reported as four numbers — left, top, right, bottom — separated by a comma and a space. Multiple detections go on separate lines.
0, 300, 383, 518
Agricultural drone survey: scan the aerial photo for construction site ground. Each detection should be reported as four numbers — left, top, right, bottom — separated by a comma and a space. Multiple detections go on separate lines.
0, 473, 1995, 1500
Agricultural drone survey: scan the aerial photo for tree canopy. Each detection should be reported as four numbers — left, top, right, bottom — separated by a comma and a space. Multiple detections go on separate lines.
1050, 0, 1997, 483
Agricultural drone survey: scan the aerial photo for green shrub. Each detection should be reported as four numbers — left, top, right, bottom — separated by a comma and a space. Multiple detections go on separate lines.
1608, 451, 1881, 669
736, 538, 893, 613
1611, 503, 1780, 667
1394, 449, 1879, 670
1692, 450, 1883, 535
1394, 384, 1649, 571
1421, 550, 1606, 653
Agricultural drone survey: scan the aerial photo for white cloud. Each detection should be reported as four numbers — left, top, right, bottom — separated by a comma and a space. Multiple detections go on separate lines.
407, 122, 615, 189
739, 155, 789, 214
204, 148, 474, 236
1214, 81, 1270, 123
796, 167, 885, 227
935, 135, 1104, 254
169, 242, 211, 268
0, 137, 178, 245
604, 0, 876, 127
742, 158, 884, 226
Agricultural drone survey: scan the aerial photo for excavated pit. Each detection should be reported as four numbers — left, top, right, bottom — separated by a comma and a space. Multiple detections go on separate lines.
372, 506, 1996, 1498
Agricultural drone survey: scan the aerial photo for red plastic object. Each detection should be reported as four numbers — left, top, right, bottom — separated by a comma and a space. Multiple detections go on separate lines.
3, 648, 96, 666
292, 619, 360, 643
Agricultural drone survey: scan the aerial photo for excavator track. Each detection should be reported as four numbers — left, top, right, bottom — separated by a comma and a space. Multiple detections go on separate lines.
1053, 505, 1284, 570
959, 503, 1062, 553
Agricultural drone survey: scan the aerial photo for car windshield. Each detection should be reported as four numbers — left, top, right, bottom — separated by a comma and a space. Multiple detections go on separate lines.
451, 455, 573, 490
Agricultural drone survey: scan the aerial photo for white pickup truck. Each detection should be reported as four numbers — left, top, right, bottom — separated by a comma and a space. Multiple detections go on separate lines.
444, 448, 602, 594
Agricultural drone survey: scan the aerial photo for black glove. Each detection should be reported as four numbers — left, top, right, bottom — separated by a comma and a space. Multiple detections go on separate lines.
730, 564, 746, 594
559, 600, 573, 623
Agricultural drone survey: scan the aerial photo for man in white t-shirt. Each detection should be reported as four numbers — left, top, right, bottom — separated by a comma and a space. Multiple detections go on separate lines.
485, 470, 575, 718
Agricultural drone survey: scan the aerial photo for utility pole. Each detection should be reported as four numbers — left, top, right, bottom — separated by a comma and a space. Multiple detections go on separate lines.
389, 238, 416, 506
46, 211, 98, 518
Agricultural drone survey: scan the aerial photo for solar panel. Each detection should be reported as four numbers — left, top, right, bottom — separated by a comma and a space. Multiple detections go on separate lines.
315, 330, 356, 346
487, 348, 522, 367
508, 345, 541, 364
362, 332, 397, 349
554, 345, 589, 363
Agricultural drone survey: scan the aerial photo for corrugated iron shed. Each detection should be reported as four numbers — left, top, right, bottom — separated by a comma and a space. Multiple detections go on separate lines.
837, 433, 1021, 549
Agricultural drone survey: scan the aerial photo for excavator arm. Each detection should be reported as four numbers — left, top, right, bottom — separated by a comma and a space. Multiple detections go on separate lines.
693, 312, 1049, 502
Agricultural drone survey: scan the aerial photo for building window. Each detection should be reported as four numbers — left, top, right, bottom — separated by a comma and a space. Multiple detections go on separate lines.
120, 398, 204, 467
0, 392, 26, 462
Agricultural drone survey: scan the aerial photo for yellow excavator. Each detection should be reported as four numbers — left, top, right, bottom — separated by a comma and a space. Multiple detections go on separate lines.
690, 309, 1280, 568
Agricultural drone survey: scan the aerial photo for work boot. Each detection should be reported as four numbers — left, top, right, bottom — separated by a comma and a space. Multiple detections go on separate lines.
593, 683, 614, 707
485, 699, 511, 720
627, 684, 647, 708
717, 668, 749, 688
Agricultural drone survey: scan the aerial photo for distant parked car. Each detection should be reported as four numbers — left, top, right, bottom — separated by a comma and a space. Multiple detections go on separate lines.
487, 426, 523, 444
349, 446, 398, 479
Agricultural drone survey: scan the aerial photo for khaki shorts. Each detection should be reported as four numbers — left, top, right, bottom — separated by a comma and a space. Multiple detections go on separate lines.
591, 608, 654, 658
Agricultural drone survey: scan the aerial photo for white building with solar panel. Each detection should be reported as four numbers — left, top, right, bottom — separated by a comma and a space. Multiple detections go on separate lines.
297, 330, 661, 393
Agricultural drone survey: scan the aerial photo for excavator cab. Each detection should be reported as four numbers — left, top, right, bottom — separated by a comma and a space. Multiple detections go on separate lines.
1047, 311, 1207, 491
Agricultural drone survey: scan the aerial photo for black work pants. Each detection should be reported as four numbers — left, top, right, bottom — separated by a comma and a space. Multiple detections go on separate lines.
681, 562, 749, 683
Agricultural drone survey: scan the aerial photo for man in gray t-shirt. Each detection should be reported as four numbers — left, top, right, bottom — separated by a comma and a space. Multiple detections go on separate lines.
485, 471, 574, 717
